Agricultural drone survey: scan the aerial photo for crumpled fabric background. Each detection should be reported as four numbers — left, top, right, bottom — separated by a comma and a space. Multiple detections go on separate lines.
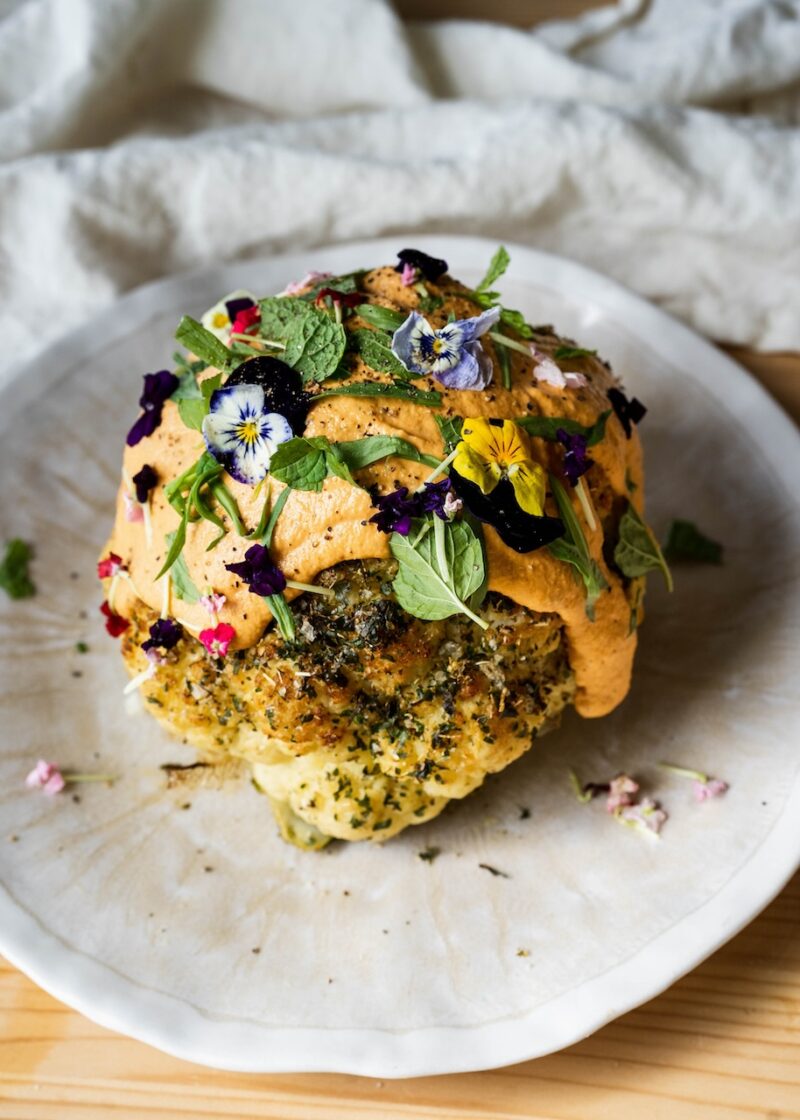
2, 0, 799, 381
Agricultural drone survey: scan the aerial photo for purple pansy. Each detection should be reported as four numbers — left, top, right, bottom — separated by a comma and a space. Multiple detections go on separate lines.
608, 388, 646, 438
391, 306, 501, 391
369, 486, 418, 536
556, 429, 593, 486
417, 477, 455, 520
225, 544, 287, 597
141, 617, 182, 654
126, 370, 179, 447
132, 464, 158, 504
395, 248, 448, 282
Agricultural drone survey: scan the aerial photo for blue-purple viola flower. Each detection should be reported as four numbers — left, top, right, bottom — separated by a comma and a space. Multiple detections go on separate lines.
390, 306, 501, 391
225, 544, 287, 597
202, 383, 293, 486
556, 429, 593, 486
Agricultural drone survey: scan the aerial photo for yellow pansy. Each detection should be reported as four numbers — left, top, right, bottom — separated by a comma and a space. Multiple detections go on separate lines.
453, 419, 546, 516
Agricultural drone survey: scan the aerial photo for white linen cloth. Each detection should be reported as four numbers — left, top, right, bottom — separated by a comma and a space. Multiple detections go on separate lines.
1, 0, 799, 381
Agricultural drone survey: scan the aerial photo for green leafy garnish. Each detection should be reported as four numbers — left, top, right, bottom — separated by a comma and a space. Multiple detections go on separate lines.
270, 434, 437, 492
282, 304, 347, 383
267, 591, 295, 641
614, 502, 673, 591
177, 398, 207, 432
0, 539, 35, 600
335, 436, 439, 471
296, 272, 362, 302
316, 380, 443, 407
259, 488, 291, 547
553, 345, 597, 361
175, 316, 235, 372
475, 245, 510, 297
355, 304, 406, 332
347, 329, 410, 379
516, 411, 610, 447
547, 475, 608, 621
434, 414, 464, 452
390, 516, 487, 628
417, 293, 444, 314
170, 368, 204, 400
165, 532, 200, 602
663, 520, 723, 565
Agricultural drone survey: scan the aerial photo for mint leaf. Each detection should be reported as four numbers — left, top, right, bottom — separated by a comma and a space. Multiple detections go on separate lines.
0, 539, 35, 600
356, 304, 406, 333
283, 306, 347, 383
390, 517, 486, 625
663, 520, 723, 565
178, 398, 207, 432
317, 381, 442, 407
297, 272, 362, 302
516, 411, 609, 447
269, 437, 331, 491
165, 532, 200, 602
348, 329, 411, 378
175, 316, 234, 372
615, 502, 673, 591
477, 245, 510, 293
170, 369, 204, 401
554, 345, 597, 361
200, 373, 222, 402
547, 475, 608, 620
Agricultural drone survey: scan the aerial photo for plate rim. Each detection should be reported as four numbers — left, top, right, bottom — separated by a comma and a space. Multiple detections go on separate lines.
1, 233, 799, 1077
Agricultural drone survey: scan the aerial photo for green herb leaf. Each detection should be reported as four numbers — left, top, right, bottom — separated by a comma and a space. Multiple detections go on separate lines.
200, 373, 222, 402
547, 475, 608, 620
355, 304, 406, 333
317, 380, 442, 407
269, 437, 331, 491
663, 520, 723, 565
553, 345, 598, 361
165, 532, 200, 602
476, 245, 510, 293
283, 305, 347, 383
465, 290, 533, 339
177, 398, 207, 432
615, 502, 673, 591
297, 271, 362, 303
417, 293, 444, 314
434, 414, 464, 452
266, 592, 295, 641
516, 410, 609, 447
258, 487, 291, 547
156, 514, 188, 580
175, 316, 234, 372
335, 435, 439, 471
170, 369, 204, 401
0, 539, 35, 600
347, 329, 410, 378
390, 517, 486, 625
172, 352, 207, 378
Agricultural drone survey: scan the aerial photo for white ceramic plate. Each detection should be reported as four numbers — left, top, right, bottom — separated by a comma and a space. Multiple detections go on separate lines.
0, 236, 798, 1077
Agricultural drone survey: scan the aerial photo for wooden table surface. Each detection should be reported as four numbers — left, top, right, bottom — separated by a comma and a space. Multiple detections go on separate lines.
2, 2, 800, 1116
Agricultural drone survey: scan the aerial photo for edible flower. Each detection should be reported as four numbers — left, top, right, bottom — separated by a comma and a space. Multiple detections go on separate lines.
199, 622, 236, 658
606, 773, 639, 813
395, 248, 448, 282
201, 289, 257, 341
556, 429, 592, 486
616, 797, 668, 836
453, 419, 546, 516
100, 600, 129, 637
369, 478, 461, 535
97, 553, 126, 580
530, 345, 586, 389
391, 306, 500, 390
608, 388, 646, 438
132, 464, 158, 504
200, 591, 226, 618
25, 760, 65, 795
141, 617, 182, 653
225, 544, 287, 597
660, 761, 728, 802
123, 493, 144, 522
127, 370, 179, 447
202, 383, 293, 486
230, 304, 261, 337
314, 288, 362, 310
399, 262, 417, 287
280, 271, 332, 297
224, 357, 311, 434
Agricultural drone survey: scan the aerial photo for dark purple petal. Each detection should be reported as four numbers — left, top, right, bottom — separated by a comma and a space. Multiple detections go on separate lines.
418, 477, 453, 520
395, 248, 448, 282
132, 464, 158, 504
127, 370, 179, 447
450, 470, 564, 554
225, 543, 287, 597
368, 486, 420, 535
225, 357, 311, 435
555, 429, 592, 486
225, 296, 256, 322
142, 617, 182, 652
126, 408, 162, 447
608, 388, 646, 439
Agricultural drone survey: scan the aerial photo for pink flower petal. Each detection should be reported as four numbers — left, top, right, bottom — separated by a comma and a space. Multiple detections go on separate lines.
200, 593, 227, 617
199, 622, 236, 658
606, 773, 639, 813
25, 760, 65, 794
280, 271, 332, 297
123, 493, 144, 522
400, 262, 417, 287
693, 778, 729, 802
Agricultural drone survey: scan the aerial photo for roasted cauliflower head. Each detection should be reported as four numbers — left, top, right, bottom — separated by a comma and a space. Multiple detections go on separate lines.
101, 247, 654, 848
